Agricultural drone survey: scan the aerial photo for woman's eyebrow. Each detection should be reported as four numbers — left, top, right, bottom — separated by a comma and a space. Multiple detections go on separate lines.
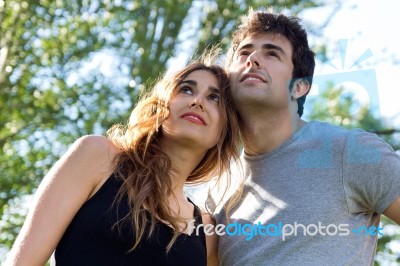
178, 79, 196, 86
179, 79, 220, 93
208, 87, 220, 94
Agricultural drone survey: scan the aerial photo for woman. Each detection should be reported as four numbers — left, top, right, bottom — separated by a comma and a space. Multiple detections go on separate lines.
5, 57, 240, 265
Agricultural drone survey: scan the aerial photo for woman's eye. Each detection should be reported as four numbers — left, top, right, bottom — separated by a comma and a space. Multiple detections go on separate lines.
179, 86, 193, 95
208, 94, 220, 102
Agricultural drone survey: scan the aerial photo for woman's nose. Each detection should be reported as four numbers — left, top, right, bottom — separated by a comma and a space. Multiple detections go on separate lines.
189, 98, 204, 111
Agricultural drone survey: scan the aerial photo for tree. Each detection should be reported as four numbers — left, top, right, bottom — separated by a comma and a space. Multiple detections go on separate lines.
1, 0, 325, 254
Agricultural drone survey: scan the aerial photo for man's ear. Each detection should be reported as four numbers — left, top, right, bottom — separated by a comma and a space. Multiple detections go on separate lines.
291, 79, 310, 100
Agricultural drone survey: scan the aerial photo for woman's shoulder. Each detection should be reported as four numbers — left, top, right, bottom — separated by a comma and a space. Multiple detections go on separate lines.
74, 135, 121, 155
74, 134, 115, 147
69, 135, 122, 171
70, 136, 123, 197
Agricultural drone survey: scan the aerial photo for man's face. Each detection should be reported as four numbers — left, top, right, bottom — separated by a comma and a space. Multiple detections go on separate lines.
228, 33, 294, 111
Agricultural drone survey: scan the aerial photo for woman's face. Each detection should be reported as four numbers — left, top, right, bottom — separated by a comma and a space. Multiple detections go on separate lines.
161, 69, 224, 151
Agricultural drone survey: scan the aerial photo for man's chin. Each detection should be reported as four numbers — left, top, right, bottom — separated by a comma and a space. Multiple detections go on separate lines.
233, 92, 268, 105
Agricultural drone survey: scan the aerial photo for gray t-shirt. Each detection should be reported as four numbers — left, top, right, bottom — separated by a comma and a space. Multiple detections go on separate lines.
216, 121, 400, 266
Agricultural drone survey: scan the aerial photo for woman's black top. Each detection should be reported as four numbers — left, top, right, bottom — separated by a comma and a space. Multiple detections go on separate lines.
55, 174, 206, 265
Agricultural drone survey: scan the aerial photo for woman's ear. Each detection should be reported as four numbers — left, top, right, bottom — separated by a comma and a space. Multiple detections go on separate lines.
291, 79, 310, 100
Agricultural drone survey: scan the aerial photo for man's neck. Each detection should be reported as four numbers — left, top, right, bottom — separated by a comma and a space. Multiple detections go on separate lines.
239, 108, 306, 155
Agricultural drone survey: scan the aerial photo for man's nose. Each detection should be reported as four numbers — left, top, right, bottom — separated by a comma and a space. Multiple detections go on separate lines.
246, 51, 261, 68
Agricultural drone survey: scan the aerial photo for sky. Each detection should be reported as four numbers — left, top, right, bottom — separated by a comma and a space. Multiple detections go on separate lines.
303, 0, 400, 126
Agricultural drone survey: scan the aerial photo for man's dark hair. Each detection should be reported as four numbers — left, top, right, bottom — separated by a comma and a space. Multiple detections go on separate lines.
226, 9, 315, 117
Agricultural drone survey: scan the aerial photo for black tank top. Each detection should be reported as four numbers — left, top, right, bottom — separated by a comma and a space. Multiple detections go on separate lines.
55, 174, 207, 265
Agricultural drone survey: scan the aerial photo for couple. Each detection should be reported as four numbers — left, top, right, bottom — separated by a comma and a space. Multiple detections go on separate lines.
6, 9, 400, 266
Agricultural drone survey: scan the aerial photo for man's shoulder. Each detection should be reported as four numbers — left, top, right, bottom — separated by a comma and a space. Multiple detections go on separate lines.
306, 121, 371, 139
307, 121, 395, 153
308, 120, 347, 133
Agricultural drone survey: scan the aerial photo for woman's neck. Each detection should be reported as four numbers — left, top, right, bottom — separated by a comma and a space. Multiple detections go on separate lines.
159, 137, 207, 198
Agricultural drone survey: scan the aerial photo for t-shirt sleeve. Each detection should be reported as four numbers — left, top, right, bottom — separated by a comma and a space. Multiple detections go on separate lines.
343, 129, 400, 214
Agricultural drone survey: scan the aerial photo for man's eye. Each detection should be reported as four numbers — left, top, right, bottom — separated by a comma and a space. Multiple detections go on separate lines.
267, 51, 279, 58
238, 50, 250, 56
208, 94, 220, 102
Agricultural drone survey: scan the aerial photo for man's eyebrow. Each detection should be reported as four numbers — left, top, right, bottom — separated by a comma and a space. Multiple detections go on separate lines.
262, 43, 286, 55
237, 43, 254, 51
237, 43, 286, 55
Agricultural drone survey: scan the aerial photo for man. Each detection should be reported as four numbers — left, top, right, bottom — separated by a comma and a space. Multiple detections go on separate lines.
215, 9, 400, 265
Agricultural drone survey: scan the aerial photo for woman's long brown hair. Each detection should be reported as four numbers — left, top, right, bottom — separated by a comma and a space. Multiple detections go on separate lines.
106, 53, 241, 252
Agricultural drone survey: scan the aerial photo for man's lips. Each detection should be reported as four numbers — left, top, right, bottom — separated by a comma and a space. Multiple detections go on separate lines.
181, 112, 207, 125
239, 72, 266, 83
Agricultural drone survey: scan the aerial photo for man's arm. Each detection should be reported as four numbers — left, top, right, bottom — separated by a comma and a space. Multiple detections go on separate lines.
202, 212, 219, 266
383, 196, 400, 224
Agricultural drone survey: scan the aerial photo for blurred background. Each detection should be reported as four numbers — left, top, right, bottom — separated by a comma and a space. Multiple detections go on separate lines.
1, 0, 399, 264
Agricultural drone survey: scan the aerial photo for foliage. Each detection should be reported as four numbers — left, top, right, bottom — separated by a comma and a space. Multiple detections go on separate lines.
0, 0, 321, 252
3, 0, 398, 264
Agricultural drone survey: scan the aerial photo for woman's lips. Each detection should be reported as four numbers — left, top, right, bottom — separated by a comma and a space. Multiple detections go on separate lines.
181, 112, 206, 125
